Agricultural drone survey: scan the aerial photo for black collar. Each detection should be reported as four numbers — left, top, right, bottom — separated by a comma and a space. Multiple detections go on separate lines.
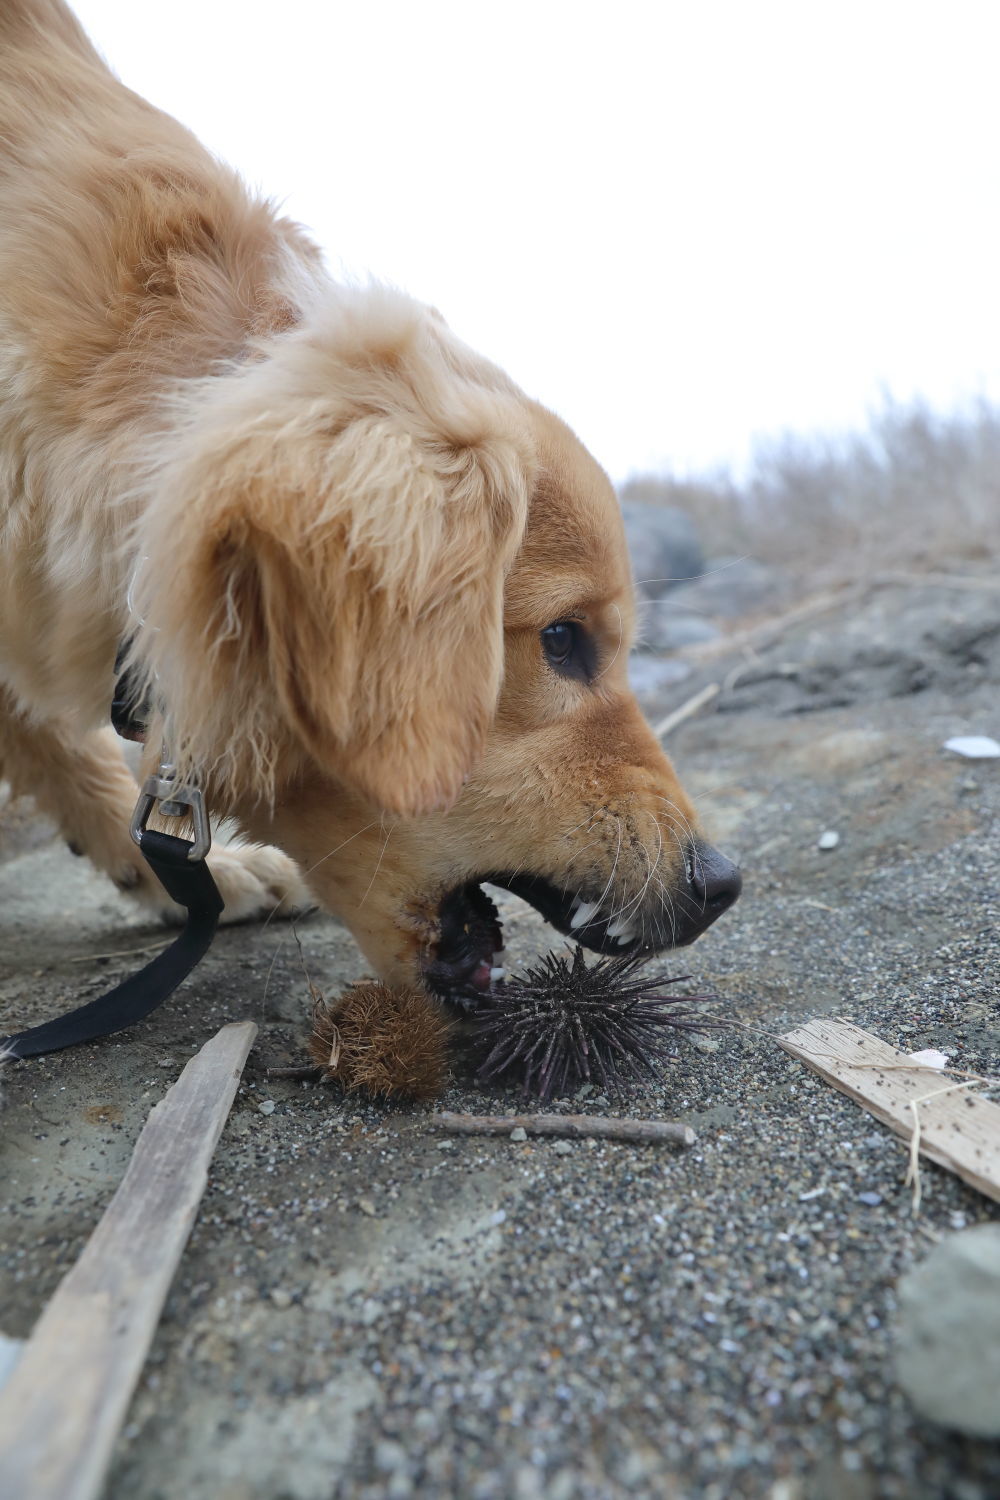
111, 639, 151, 743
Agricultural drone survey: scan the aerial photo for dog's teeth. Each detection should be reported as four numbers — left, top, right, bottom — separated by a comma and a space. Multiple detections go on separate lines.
570, 900, 600, 930
490, 966, 507, 982
606, 916, 637, 942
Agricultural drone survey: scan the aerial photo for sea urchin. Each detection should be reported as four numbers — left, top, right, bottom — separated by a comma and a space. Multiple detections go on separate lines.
463, 946, 718, 1101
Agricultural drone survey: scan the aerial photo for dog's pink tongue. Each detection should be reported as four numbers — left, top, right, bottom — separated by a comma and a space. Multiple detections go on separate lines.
471, 961, 493, 992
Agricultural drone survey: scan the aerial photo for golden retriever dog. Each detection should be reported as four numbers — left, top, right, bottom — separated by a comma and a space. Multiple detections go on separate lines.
0, 0, 740, 1005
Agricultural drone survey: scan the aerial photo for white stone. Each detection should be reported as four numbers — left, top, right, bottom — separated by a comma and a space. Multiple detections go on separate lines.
943, 735, 1000, 759
817, 830, 840, 850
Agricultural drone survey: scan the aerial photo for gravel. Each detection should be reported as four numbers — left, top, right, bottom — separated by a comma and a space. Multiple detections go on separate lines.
1, 574, 998, 1499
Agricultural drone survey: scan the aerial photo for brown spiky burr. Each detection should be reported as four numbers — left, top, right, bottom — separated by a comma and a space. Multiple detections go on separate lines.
308, 980, 450, 1101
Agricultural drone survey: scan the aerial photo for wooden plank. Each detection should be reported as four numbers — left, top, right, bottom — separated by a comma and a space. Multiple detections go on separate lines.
779, 1017, 1000, 1205
0, 1021, 257, 1500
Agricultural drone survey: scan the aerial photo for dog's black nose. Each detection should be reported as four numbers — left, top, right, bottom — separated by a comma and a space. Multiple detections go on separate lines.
674, 840, 742, 945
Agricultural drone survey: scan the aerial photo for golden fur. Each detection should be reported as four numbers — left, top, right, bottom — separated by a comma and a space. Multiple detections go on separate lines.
0, 0, 738, 993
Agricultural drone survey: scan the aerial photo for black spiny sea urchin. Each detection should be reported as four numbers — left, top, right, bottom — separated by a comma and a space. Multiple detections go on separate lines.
463, 946, 720, 1101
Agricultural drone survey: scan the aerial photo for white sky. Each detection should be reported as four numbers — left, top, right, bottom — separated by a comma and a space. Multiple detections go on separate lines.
70, 0, 1000, 483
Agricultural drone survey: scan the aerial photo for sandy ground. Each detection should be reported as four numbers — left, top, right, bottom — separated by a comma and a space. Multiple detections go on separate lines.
1, 573, 999, 1500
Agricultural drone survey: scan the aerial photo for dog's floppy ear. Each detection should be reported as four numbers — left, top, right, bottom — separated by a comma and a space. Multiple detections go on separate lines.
136, 365, 533, 817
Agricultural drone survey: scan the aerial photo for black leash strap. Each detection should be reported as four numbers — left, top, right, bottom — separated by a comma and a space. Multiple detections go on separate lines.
1, 830, 224, 1060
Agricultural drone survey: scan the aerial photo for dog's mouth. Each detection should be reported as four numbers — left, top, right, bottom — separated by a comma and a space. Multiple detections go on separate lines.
420, 871, 652, 1005
419, 844, 742, 1005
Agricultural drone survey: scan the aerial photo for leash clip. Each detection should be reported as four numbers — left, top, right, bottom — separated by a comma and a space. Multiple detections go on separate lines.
130, 760, 212, 863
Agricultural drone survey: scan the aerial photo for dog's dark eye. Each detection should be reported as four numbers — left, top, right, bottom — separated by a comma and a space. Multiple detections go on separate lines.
541, 621, 575, 665
540, 620, 595, 682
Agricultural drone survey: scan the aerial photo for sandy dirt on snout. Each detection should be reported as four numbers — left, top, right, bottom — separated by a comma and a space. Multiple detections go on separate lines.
2, 574, 999, 1500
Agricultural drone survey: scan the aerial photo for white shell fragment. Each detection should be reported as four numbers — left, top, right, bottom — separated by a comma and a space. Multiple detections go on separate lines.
943, 736, 1000, 759
908, 1048, 951, 1071
817, 830, 840, 850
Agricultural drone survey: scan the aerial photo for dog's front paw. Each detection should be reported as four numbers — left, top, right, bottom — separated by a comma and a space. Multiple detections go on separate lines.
204, 843, 314, 924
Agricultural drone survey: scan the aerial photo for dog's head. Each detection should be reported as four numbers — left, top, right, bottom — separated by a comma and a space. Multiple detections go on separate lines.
134, 287, 740, 993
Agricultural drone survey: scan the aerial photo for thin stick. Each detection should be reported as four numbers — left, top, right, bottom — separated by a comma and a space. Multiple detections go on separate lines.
434, 1111, 696, 1145
684, 586, 854, 662
64, 940, 173, 964
873, 569, 1000, 592
653, 683, 720, 740
0, 1021, 257, 1500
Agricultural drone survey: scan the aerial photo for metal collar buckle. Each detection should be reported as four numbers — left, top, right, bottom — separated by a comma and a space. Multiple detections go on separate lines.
130, 760, 212, 863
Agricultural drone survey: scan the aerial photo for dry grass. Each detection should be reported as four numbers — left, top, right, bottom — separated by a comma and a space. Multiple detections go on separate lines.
621, 396, 1000, 580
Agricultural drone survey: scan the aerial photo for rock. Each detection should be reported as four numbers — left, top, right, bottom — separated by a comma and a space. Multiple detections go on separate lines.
619, 503, 705, 600
894, 1224, 1000, 1436
256, 1098, 275, 1115
817, 831, 840, 850
671, 556, 787, 619
636, 603, 721, 652
628, 656, 691, 698
269, 1287, 292, 1309
509, 1126, 527, 1142
0, 1333, 23, 1391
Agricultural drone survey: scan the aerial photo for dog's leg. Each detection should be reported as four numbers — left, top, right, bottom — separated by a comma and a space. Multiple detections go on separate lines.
0, 701, 311, 923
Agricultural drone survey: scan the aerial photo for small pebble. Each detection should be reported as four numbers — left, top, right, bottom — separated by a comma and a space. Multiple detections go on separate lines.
157, 1058, 175, 1068
818, 830, 840, 850
858, 1191, 883, 1207
358, 1197, 377, 1216
510, 1127, 527, 1142
943, 735, 1000, 759
269, 1288, 292, 1309
552, 1140, 573, 1156
435, 1139, 455, 1150
257, 1099, 276, 1116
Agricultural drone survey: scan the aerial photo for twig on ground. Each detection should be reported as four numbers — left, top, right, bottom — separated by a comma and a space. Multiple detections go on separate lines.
434, 1112, 696, 1146
653, 683, 720, 740
873, 569, 1000, 591
683, 586, 857, 662
64, 941, 173, 964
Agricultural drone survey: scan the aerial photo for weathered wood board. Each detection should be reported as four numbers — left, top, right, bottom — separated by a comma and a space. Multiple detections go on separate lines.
0, 1020, 257, 1500
779, 1017, 1000, 1205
